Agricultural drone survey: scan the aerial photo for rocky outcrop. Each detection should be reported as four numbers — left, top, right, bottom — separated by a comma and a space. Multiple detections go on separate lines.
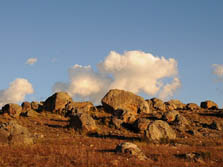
115, 142, 148, 160
144, 120, 176, 143
69, 113, 97, 134
44, 92, 72, 114
0, 120, 34, 145
200, 100, 218, 110
101, 89, 150, 115
2, 104, 22, 117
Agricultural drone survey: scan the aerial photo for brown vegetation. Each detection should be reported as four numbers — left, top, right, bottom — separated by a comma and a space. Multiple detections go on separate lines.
0, 90, 223, 167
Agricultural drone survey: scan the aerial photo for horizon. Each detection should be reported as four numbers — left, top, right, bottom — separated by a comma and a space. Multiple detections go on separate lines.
0, 1, 223, 107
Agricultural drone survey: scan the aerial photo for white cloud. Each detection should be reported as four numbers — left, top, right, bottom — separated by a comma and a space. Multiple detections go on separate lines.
212, 64, 223, 79
26, 58, 37, 65
53, 50, 180, 103
159, 77, 181, 99
53, 64, 111, 103
0, 78, 34, 107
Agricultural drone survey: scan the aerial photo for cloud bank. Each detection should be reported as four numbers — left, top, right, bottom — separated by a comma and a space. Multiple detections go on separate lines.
53, 50, 180, 103
26, 58, 37, 65
212, 64, 223, 79
0, 78, 34, 107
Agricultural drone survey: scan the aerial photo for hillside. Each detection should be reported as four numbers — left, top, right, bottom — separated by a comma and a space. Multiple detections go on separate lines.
0, 89, 223, 167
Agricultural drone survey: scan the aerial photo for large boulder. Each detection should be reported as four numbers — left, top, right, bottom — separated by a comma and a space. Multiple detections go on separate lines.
144, 120, 176, 143
115, 142, 148, 160
200, 100, 218, 110
2, 104, 22, 117
0, 120, 34, 145
165, 99, 185, 110
101, 89, 150, 115
69, 113, 97, 134
44, 92, 72, 114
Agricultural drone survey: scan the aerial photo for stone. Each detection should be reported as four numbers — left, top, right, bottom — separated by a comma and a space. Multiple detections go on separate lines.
111, 117, 123, 129
175, 115, 190, 131
65, 101, 96, 117
145, 120, 176, 143
209, 121, 222, 130
163, 110, 180, 122
0, 120, 34, 145
186, 103, 200, 111
150, 98, 166, 111
120, 110, 137, 124
2, 103, 22, 117
44, 92, 72, 114
115, 142, 148, 160
31, 101, 42, 111
101, 89, 150, 115
200, 100, 218, 110
69, 113, 97, 134
25, 110, 40, 117
21, 102, 32, 112
165, 99, 185, 110
133, 118, 151, 133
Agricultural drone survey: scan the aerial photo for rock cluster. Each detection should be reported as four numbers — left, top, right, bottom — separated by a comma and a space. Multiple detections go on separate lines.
0, 88, 221, 149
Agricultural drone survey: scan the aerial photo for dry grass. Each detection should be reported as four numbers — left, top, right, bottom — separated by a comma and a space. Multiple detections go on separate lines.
0, 111, 223, 167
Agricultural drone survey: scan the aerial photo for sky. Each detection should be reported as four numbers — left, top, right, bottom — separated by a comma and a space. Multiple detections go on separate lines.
0, 0, 223, 107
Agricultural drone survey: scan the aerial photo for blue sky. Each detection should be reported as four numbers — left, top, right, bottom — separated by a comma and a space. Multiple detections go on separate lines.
0, 1, 223, 107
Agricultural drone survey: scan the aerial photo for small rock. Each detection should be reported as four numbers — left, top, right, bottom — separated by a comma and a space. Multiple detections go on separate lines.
150, 98, 166, 111
163, 110, 180, 122
186, 103, 200, 111
111, 117, 123, 129
115, 142, 148, 160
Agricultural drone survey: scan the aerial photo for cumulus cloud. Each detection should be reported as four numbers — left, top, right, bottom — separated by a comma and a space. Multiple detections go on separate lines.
53, 50, 180, 103
26, 58, 37, 65
159, 77, 181, 99
212, 64, 223, 79
0, 78, 34, 107
53, 64, 111, 103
